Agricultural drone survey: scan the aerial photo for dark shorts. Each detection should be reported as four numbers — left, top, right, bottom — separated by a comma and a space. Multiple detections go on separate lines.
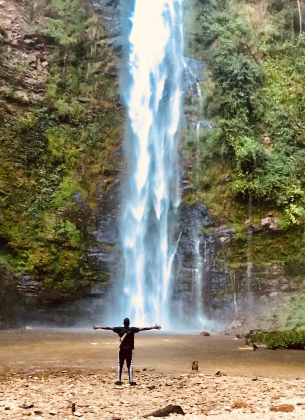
118, 349, 133, 367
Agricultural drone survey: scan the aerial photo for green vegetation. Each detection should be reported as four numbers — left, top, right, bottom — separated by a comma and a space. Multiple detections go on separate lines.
0, 0, 123, 290
246, 329, 305, 349
260, 291, 305, 330
184, 0, 305, 273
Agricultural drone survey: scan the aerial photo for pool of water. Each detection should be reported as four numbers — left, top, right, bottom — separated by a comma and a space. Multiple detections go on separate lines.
0, 329, 305, 379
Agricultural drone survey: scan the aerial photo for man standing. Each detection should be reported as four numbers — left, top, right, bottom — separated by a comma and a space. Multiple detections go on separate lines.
93, 318, 161, 385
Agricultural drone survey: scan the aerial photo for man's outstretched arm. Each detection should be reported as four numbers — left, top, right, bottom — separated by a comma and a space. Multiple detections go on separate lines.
139, 324, 161, 331
93, 325, 113, 330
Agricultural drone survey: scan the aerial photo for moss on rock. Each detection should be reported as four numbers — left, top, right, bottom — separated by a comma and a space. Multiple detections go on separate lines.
0, 0, 123, 291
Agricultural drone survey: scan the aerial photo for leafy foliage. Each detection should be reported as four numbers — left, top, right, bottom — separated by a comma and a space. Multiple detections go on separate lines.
184, 0, 305, 271
246, 330, 305, 349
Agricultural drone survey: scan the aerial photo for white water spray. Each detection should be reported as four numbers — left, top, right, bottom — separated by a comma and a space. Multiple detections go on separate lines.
192, 238, 204, 323
119, 0, 184, 327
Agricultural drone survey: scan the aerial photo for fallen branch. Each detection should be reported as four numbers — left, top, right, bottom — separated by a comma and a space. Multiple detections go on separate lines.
143, 405, 185, 418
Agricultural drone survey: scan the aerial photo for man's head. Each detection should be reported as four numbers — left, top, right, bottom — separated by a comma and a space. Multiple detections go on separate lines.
123, 318, 130, 327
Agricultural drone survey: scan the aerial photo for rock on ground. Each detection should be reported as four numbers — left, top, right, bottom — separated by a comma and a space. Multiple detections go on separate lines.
1, 372, 305, 419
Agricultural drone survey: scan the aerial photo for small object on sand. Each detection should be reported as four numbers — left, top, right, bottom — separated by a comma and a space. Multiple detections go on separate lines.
238, 346, 254, 351
4, 406, 10, 410
143, 368, 147, 371
61, 371, 67, 374
144, 405, 185, 417
34, 410, 43, 415
25, 326, 33, 330
231, 400, 247, 409
270, 404, 295, 413
72, 403, 76, 413
200, 331, 210, 337
49, 410, 57, 416
91, 343, 98, 345
147, 384, 156, 390
20, 403, 34, 409
192, 361, 198, 371
215, 371, 227, 377
74, 412, 82, 417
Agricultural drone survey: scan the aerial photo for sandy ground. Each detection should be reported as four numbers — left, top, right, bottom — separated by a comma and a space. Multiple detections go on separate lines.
1, 330, 305, 419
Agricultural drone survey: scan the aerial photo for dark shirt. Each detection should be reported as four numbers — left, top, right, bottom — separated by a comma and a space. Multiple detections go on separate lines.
113, 327, 140, 352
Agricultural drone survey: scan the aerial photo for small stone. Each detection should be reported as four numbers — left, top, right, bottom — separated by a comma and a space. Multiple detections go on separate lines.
147, 384, 156, 390
49, 411, 57, 416
34, 410, 43, 415
20, 403, 34, 409
215, 371, 226, 377
270, 404, 295, 412
61, 371, 67, 374
4, 406, 10, 410
200, 331, 210, 337
231, 400, 247, 409
74, 412, 82, 417
24, 413, 32, 417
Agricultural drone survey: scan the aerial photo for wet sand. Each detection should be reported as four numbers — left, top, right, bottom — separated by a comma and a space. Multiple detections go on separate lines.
1, 329, 305, 419
0, 329, 305, 378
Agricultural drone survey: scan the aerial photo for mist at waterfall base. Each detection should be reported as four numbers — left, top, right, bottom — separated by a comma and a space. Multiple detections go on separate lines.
103, 0, 211, 332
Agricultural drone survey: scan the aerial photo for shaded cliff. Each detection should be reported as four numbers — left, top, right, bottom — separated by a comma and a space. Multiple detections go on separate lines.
0, 0, 124, 326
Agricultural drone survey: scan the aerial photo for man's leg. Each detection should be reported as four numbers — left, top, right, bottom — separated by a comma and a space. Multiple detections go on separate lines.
116, 350, 125, 385
126, 351, 136, 385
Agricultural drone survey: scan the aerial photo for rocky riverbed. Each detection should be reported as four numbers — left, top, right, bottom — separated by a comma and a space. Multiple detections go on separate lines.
1, 371, 305, 419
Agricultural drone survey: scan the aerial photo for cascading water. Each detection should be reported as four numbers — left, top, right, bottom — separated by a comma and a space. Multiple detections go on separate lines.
192, 238, 204, 323
119, 0, 184, 327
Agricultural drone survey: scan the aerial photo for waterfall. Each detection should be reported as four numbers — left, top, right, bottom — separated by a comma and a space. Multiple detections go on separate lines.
184, 59, 202, 97
192, 237, 204, 323
119, 0, 184, 327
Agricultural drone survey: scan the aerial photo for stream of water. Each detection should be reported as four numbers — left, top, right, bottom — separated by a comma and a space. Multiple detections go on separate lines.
119, 0, 184, 327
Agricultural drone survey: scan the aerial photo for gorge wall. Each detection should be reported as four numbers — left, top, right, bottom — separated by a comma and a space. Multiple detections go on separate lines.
1, 0, 305, 331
